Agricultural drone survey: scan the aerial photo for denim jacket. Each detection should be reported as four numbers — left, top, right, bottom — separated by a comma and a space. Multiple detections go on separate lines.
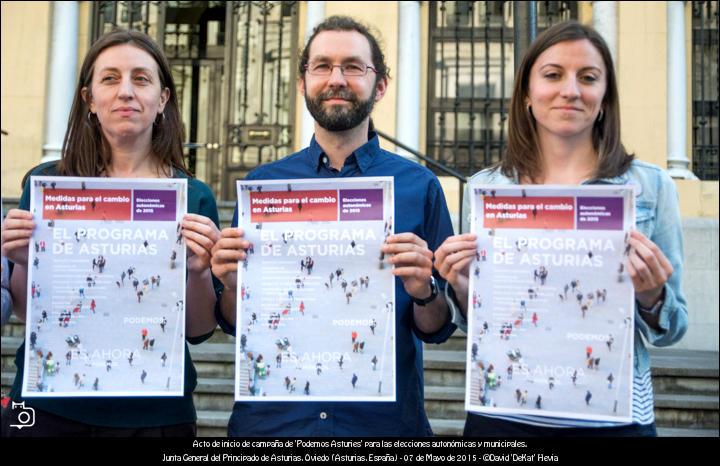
447, 159, 688, 386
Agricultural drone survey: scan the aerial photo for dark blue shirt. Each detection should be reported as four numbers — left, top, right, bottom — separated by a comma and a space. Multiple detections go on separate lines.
216, 133, 456, 436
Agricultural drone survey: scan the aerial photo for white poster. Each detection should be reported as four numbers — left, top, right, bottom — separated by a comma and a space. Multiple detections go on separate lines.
466, 185, 635, 422
236, 177, 396, 401
23, 176, 187, 397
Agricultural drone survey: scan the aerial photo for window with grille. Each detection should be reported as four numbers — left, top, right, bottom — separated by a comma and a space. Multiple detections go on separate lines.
426, 1, 577, 177
692, 1, 719, 181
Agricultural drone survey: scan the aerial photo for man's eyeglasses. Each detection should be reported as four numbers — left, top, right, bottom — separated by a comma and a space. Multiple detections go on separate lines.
304, 62, 377, 77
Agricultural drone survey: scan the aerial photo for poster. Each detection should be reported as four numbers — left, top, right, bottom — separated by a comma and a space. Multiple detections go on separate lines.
23, 176, 187, 397
236, 177, 396, 401
466, 185, 635, 422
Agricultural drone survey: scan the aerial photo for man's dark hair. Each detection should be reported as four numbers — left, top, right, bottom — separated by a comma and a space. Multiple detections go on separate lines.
298, 15, 390, 84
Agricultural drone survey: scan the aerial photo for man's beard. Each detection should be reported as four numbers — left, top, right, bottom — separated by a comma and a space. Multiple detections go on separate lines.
304, 86, 377, 132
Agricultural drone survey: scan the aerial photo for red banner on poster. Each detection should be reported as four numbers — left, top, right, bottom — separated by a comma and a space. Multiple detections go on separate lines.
482, 196, 575, 230
42, 189, 132, 221
249, 190, 338, 223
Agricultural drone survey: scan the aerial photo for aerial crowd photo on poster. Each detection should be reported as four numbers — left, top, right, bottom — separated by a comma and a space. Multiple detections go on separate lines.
235, 178, 396, 401
466, 186, 636, 422
23, 177, 188, 397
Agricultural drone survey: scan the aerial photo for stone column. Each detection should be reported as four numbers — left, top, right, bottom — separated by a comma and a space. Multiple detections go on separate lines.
395, 1, 421, 160
592, 1, 617, 67
299, 1, 326, 148
41, 1, 79, 162
666, 1, 696, 179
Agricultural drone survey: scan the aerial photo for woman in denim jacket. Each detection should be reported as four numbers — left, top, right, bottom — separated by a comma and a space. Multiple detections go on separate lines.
435, 21, 687, 436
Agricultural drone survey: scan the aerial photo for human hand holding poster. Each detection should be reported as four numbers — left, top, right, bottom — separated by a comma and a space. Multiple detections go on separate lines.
236, 178, 395, 401
23, 176, 187, 397
466, 185, 635, 422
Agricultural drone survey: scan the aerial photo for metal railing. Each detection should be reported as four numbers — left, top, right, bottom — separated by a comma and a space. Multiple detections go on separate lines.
426, 1, 577, 178
376, 130, 469, 233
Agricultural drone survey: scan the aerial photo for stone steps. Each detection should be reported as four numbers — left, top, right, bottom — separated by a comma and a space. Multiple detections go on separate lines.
655, 427, 719, 437
652, 375, 719, 396
193, 378, 234, 411
2, 372, 15, 389
429, 418, 465, 436
422, 373, 720, 428
423, 350, 466, 387
653, 394, 720, 429
190, 342, 236, 379
424, 330, 467, 352
649, 349, 719, 375
216, 201, 235, 229
197, 410, 231, 437
425, 386, 467, 420
1, 316, 26, 339
205, 328, 235, 344
655, 393, 720, 410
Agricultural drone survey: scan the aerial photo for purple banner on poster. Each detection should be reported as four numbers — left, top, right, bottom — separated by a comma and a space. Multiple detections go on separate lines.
339, 189, 383, 221
133, 190, 177, 221
576, 197, 623, 230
